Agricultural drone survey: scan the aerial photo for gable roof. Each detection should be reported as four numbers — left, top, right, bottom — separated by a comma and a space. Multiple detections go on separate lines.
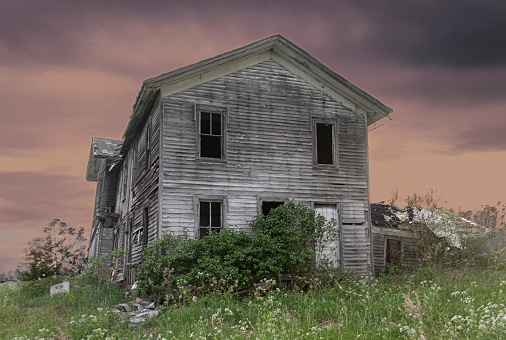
120, 35, 392, 154
86, 137, 123, 181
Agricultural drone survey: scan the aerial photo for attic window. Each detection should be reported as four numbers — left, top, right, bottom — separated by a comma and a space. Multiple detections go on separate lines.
313, 120, 337, 166
197, 107, 227, 159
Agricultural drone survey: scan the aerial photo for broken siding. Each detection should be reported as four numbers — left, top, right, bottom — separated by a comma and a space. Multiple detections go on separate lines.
160, 59, 371, 274
128, 104, 161, 265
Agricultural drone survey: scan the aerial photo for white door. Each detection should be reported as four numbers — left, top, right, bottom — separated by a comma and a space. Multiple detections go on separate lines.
314, 204, 340, 267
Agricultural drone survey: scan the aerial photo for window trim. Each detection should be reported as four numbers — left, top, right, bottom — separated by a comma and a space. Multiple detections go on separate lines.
195, 104, 228, 161
258, 198, 287, 216
312, 118, 338, 168
195, 195, 227, 239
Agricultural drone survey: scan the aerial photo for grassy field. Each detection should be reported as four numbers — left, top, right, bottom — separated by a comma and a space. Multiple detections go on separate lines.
1, 266, 505, 340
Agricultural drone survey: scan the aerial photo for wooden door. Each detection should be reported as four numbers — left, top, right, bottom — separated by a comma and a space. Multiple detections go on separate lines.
314, 204, 340, 267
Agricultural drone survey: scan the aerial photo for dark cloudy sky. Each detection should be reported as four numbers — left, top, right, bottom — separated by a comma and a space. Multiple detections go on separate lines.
1, 0, 505, 273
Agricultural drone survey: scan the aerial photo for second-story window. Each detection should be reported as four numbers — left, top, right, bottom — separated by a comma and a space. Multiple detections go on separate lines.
200, 111, 222, 158
197, 106, 227, 160
313, 119, 338, 167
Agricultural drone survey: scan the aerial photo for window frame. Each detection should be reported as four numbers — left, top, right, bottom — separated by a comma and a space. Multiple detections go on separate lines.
197, 199, 225, 239
258, 198, 287, 216
195, 104, 228, 161
312, 118, 338, 168
385, 237, 403, 266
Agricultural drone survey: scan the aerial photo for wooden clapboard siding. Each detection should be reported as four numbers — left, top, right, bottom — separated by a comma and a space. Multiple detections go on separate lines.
160, 59, 371, 274
88, 156, 121, 259
113, 104, 161, 268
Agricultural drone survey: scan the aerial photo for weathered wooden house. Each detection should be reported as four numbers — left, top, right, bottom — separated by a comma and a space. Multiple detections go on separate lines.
86, 35, 392, 282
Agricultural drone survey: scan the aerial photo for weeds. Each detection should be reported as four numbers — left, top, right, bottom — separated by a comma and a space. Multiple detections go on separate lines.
2, 266, 505, 339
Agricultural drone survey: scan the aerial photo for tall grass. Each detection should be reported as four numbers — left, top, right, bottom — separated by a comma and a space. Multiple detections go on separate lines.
1, 266, 505, 339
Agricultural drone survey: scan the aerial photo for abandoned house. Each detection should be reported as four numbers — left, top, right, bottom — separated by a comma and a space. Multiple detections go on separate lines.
86, 35, 392, 283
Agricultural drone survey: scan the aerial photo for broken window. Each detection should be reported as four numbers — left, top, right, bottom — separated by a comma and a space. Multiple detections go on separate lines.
199, 201, 222, 238
261, 201, 284, 215
316, 122, 334, 165
385, 238, 402, 265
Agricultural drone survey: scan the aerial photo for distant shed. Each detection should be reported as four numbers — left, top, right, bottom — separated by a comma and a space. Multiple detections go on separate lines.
371, 204, 420, 275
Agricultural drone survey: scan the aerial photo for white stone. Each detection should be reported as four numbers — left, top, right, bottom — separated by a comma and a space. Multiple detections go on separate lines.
50, 281, 70, 296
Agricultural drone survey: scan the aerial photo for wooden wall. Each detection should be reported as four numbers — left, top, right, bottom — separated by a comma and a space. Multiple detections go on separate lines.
88, 159, 119, 259
113, 103, 161, 281
372, 224, 419, 276
160, 59, 372, 274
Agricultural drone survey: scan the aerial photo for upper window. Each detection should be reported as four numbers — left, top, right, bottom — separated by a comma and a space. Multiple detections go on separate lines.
199, 200, 222, 238
197, 106, 227, 159
313, 120, 337, 167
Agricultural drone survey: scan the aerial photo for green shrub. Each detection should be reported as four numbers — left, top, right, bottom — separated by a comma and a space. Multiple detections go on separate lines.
135, 201, 340, 301
249, 201, 339, 286
135, 229, 281, 302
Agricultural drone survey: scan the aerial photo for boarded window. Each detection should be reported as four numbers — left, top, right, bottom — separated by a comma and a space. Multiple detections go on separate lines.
199, 201, 222, 238
199, 109, 224, 159
386, 238, 402, 265
261, 201, 284, 215
316, 123, 334, 165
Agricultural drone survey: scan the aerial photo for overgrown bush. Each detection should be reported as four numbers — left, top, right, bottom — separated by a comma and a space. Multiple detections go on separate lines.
135, 229, 281, 302
135, 201, 340, 302
18, 219, 87, 281
249, 200, 339, 286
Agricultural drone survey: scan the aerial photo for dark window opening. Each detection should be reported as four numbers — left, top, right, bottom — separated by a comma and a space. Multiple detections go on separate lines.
199, 201, 222, 238
386, 238, 402, 265
200, 111, 222, 158
142, 207, 149, 247
316, 123, 333, 165
262, 201, 284, 215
